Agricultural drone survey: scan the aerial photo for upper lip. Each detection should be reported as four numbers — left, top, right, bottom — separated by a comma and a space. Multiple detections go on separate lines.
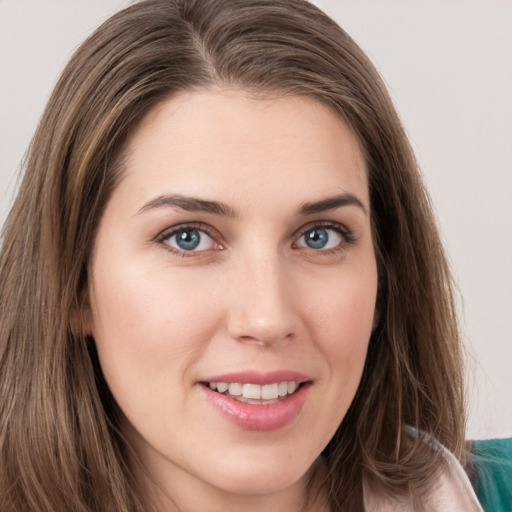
200, 370, 311, 385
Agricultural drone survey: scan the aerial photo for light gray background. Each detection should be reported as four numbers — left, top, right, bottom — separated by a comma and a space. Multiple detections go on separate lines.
1, 0, 511, 439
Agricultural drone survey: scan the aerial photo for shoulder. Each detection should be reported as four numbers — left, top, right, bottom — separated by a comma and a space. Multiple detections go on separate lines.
364, 433, 484, 511
364, 434, 512, 511
470, 438, 512, 512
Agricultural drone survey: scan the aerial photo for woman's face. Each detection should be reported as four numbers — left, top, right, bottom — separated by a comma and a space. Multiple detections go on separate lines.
86, 90, 378, 508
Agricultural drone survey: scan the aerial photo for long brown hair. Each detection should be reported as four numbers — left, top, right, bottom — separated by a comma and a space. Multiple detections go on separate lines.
0, 1, 466, 510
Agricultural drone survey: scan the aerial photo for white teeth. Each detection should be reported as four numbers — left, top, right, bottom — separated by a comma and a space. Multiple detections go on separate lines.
228, 382, 242, 396
287, 381, 297, 394
207, 380, 301, 400
242, 383, 261, 399
217, 382, 228, 393
278, 381, 288, 397
261, 383, 279, 400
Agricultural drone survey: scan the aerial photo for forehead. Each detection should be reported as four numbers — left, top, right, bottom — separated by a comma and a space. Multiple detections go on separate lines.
117, 89, 369, 214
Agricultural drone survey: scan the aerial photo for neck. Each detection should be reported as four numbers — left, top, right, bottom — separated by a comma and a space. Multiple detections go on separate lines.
132, 451, 330, 512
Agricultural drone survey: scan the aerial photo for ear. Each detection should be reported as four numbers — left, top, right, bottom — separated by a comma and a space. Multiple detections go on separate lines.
69, 289, 94, 337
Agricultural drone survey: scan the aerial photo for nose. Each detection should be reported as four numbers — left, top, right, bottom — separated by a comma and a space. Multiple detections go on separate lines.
226, 254, 299, 347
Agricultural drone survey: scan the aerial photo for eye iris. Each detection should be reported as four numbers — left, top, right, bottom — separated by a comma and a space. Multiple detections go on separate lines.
305, 228, 328, 249
176, 229, 201, 250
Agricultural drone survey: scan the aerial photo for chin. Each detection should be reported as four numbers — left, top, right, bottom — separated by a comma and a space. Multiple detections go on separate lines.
201, 451, 313, 497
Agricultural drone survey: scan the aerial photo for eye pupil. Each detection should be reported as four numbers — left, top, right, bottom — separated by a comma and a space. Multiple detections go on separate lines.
305, 228, 328, 249
176, 229, 201, 250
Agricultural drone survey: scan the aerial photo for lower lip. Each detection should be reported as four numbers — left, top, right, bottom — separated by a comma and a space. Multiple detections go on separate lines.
200, 383, 311, 431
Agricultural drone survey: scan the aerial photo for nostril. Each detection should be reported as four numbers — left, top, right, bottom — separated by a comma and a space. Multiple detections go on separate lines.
235, 332, 294, 347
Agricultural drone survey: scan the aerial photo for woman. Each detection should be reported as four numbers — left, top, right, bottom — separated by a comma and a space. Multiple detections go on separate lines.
0, 1, 508, 511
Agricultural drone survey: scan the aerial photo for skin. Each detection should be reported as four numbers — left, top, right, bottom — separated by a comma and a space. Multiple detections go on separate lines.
85, 90, 378, 511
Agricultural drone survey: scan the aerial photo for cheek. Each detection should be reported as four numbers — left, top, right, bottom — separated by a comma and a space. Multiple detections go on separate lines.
309, 268, 377, 343
292, 266, 376, 454
91, 255, 218, 345
88, 259, 222, 408
304, 262, 377, 390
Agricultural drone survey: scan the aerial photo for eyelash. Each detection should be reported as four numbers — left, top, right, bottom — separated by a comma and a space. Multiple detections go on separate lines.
156, 221, 356, 257
292, 221, 356, 256
156, 222, 221, 257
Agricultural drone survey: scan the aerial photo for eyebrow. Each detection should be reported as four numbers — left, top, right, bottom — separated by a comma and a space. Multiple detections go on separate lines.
298, 193, 368, 216
136, 194, 238, 217
136, 192, 367, 217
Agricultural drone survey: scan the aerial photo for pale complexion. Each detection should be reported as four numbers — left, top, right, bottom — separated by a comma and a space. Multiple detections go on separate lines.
85, 90, 378, 511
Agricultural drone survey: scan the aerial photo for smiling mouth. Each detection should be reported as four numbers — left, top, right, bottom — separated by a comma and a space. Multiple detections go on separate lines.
202, 381, 303, 405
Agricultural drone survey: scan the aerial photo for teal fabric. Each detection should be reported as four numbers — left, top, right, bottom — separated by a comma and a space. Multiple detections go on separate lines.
471, 438, 512, 512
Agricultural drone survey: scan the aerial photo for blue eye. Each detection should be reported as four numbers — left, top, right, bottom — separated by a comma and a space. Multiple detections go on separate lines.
296, 226, 344, 250
163, 227, 217, 252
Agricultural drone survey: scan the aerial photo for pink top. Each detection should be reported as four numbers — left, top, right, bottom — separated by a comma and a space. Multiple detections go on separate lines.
364, 439, 483, 511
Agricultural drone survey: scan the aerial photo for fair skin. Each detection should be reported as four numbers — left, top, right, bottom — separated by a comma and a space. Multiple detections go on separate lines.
85, 90, 378, 512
